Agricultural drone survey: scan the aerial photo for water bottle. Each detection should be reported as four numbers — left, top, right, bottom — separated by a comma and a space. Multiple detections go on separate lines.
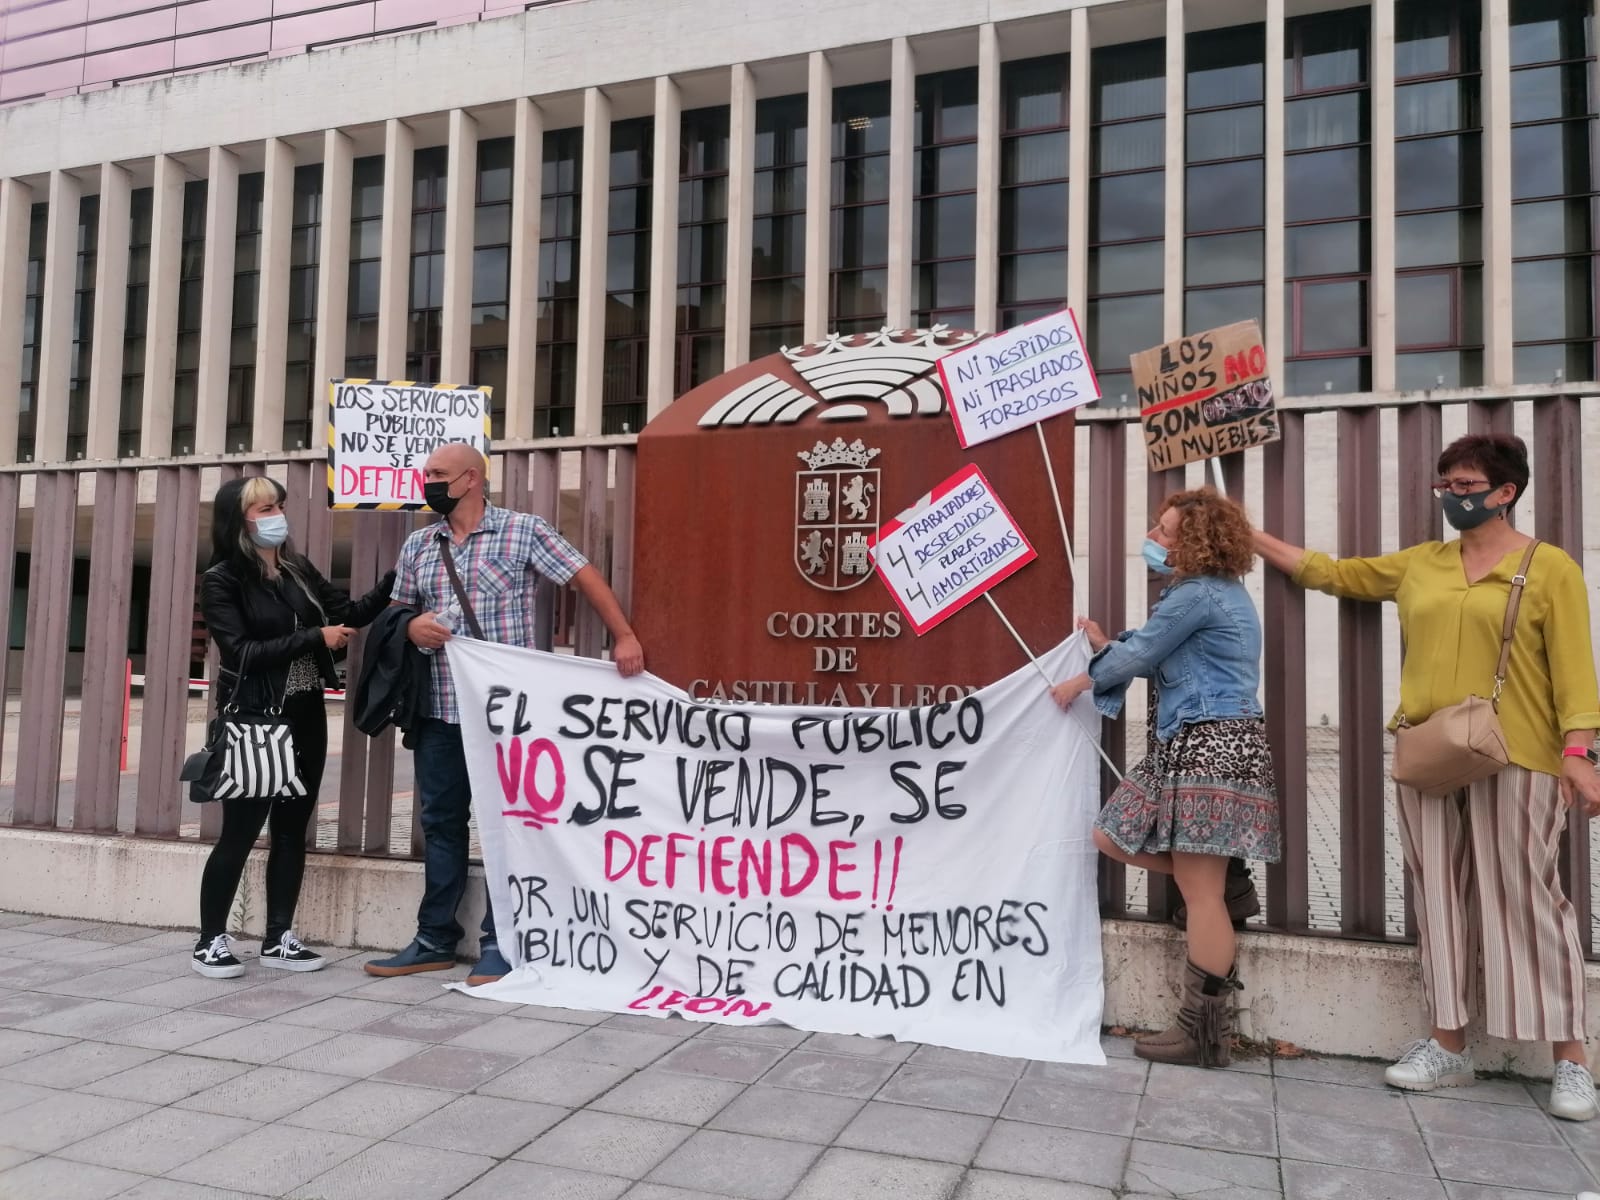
420, 601, 460, 656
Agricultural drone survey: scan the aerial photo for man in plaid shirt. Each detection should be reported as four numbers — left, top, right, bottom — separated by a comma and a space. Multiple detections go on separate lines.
364, 442, 644, 985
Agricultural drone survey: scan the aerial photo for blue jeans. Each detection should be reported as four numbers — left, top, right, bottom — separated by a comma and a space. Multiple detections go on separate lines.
413, 717, 497, 956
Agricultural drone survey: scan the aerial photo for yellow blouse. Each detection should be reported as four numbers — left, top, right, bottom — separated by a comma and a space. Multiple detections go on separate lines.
1294, 541, 1600, 777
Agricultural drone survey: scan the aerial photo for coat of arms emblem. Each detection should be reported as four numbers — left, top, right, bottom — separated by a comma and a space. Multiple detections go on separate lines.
794, 437, 881, 592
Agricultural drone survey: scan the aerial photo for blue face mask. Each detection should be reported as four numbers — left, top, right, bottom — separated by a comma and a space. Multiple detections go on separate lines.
250, 514, 289, 548
1142, 537, 1175, 575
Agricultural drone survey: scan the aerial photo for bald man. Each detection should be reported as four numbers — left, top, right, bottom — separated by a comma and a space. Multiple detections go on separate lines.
365, 442, 644, 984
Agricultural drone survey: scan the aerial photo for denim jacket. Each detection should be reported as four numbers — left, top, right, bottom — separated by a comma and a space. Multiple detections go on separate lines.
1087, 575, 1264, 741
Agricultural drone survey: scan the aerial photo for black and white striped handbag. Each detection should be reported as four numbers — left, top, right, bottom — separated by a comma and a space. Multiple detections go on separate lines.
209, 671, 306, 802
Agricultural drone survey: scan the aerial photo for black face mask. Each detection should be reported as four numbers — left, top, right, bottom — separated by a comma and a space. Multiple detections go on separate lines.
424, 471, 468, 516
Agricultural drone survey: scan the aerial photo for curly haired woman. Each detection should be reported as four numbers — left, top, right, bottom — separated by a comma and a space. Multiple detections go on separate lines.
1052, 487, 1280, 1067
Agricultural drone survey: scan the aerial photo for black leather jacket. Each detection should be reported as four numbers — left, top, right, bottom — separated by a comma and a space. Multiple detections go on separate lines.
199, 558, 393, 710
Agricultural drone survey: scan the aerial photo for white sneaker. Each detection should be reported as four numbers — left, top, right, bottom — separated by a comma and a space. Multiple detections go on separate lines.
191, 934, 245, 979
1384, 1038, 1476, 1091
259, 930, 326, 973
1549, 1060, 1598, 1122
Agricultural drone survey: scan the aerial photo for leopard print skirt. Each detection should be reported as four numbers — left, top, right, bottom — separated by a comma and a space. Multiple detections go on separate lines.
1095, 711, 1282, 862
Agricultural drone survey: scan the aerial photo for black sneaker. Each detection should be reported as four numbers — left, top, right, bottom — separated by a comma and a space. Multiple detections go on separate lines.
259, 930, 326, 973
192, 934, 245, 979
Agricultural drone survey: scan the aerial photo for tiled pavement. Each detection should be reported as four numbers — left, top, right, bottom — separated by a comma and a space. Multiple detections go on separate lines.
0, 915, 1596, 1200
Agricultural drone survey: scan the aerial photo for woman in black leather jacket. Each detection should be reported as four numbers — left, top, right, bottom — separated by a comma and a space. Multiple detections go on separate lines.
192, 476, 392, 979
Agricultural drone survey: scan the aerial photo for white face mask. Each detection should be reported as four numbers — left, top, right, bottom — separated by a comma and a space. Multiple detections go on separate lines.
250, 514, 289, 548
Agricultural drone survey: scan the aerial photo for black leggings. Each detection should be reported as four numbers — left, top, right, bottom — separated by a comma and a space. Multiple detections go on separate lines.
198, 691, 328, 943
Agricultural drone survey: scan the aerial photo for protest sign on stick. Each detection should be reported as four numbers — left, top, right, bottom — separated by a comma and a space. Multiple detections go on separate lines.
448, 636, 1108, 1063
936, 309, 1096, 610
327, 378, 492, 509
1131, 320, 1278, 475
937, 309, 1100, 450
868, 464, 1037, 637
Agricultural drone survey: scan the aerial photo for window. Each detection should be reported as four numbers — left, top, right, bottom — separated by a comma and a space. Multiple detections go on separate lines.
226, 172, 263, 451
913, 68, 978, 331
677, 106, 729, 393
1284, 8, 1371, 396
473, 137, 513, 438
120, 187, 153, 457
1510, 0, 1597, 382
345, 155, 384, 378
406, 147, 448, 385
999, 55, 1069, 330
65, 194, 98, 461
537, 128, 582, 436
283, 164, 321, 449
604, 116, 653, 434
17, 204, 46, 463
169, 180, 208, 455
831, 82, 891, 334
1089, 39, 1165, 402
751, 94, 807, 357
1395, 0, 1483, 388
1184, 25, 1265, 340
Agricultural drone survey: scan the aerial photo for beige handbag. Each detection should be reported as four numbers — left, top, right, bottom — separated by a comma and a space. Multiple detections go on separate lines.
1391, 540, 1540, 797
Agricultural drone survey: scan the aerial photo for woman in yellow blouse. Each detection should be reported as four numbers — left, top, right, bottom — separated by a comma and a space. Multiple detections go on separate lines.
1256, 433, 1600, 1121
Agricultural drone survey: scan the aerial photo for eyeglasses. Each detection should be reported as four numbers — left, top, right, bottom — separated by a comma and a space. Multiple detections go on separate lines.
1432, 478, 1492, 498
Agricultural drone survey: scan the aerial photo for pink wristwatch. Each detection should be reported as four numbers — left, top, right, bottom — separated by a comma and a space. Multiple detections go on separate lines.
1565, 746, 1600, 766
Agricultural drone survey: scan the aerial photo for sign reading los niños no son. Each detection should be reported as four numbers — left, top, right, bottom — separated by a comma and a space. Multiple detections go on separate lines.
1130, 320, 1279, 472
448, 636, 1106, 1064
327, 378, 492, 510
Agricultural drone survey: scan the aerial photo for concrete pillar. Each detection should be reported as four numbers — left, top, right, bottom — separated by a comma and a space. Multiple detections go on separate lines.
887, 36, 915, 329
1264, 0, 1286, 387
724, 63, 755, 368
376, 118, 415, 379
574, 86, 612, 437
1371, 1, 1396, 390
194, 145, 238, 455
1162, 0, 1185, 340
804, 50, 832, 342
0, 178, 33, 464
647, 76, 681, 418
313, 128, 353, 440
140, 155, 185, 458
440, 108, 479, 385
253, 138, 294, 450
35, 169, 82, 463
504, 98, 543, 439
1067, 7, 1091, 320
1482, 0, 1514, 384
974, 24, 1001, 333
87, 163, 131, 462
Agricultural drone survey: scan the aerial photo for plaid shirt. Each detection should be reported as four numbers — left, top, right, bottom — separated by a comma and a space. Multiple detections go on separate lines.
392, 504, 588, 724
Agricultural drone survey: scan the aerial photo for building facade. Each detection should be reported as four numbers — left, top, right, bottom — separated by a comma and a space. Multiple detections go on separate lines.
0, 0, 1596, 467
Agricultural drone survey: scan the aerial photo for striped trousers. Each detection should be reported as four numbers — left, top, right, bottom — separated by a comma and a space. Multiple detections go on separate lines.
1396, 765, 1586, 1043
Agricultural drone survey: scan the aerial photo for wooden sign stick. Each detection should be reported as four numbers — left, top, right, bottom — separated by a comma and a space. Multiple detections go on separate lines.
1034, 422, 1086, 615
984, 592, 1124, 780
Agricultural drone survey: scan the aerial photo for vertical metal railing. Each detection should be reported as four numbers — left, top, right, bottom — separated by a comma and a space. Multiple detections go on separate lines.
0, 396, 1594, 958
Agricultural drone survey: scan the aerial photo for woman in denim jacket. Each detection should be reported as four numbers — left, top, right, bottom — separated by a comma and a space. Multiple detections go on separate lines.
1052, 486, 1280, 1067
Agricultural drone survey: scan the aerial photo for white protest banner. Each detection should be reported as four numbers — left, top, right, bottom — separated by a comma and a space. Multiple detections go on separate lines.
327, 378, 492, 510
450, 634, 1105, 1063
938, 308, 1100, 449
867, 464, 1037, 636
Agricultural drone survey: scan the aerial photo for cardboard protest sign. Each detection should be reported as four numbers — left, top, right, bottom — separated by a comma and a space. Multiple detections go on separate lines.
938, 308, 1100, 448
449, 634, 1106, 1063
327, 378, 492, 509
1130, 320, 1279, 472
867, 465, 1037, 636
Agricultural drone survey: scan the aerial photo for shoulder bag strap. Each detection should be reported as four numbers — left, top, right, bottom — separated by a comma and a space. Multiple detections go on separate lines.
1491, 539, 1541, 704
437, 537, 487, 641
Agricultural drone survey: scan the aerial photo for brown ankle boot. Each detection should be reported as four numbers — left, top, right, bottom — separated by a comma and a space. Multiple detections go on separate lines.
1134, 960, 1242, 1068
1172, 860, 1260, 932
